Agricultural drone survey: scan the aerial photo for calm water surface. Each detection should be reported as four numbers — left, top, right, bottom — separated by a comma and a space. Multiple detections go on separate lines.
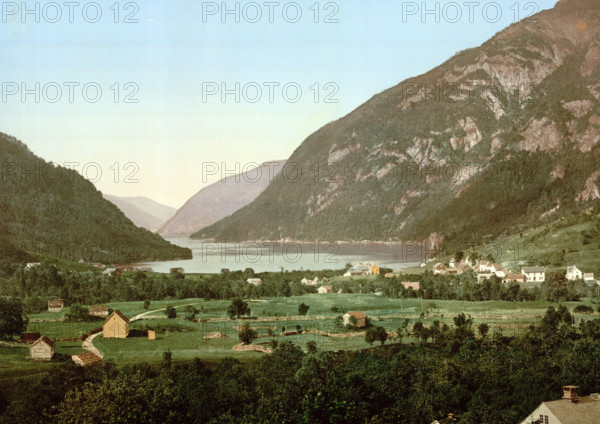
137, 236, 424, 274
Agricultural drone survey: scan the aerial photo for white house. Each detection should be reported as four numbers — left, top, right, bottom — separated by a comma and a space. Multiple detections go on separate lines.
492, 264, 507, 278
433, 263, 446, 275
317, 285, 333, 294
301, 277, 320, 286
584, 273, 595, 283
520, 386, 600, 424
478, 261, 495, 273
566, 266, 583, 281
247, 278, 262, 286
522, 266, 546, 283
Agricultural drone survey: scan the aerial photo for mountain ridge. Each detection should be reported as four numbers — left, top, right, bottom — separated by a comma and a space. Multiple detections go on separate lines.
160, 160, 286, 235
103, 194, 176, 232
195, 1, 600, 247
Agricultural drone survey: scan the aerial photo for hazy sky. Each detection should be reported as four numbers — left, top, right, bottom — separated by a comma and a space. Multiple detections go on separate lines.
0, 0, 557, 208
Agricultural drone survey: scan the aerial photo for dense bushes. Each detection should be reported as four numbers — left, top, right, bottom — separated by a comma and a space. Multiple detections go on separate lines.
2, 307, 600, 424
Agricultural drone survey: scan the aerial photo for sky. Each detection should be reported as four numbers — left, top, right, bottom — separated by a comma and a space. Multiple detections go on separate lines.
0, 0, 558, 208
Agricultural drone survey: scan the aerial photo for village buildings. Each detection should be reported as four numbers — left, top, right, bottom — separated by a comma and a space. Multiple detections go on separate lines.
343, 311, 367, 328
566, 266, 583, 281
522, 267, 546, 283
29, 336, 54, 361
344, 262, 380, 277
89, 305, 109, 318
247, 278, 262, 286
520, 386, 600, 424
317, 285, 333, 294
48, 298, 64, 312
72, 352, 102, 366
103, 310, 130, 339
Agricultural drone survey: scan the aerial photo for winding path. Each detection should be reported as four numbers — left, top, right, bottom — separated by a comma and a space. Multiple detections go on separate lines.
82, 302, 202, 357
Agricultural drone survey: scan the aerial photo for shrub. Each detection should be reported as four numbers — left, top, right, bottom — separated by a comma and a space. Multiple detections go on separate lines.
573, 305, 594, 313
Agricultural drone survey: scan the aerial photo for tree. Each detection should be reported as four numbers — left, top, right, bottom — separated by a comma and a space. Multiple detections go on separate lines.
478, 323, 490, 339
0, 298, 27, 339
143, 300, 150, 310
65, 304, 90, 321
165, 306, 177, 319
296, 324, 302, 334
298, 303, 310, 316
455, 249, 464, 262
227, 299, 251, 320
306, 341, 317, 353
239, 323, 257, 345
365, 326, 388, 346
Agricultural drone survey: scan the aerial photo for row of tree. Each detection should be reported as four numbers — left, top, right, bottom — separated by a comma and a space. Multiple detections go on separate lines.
2, 306, 600, 423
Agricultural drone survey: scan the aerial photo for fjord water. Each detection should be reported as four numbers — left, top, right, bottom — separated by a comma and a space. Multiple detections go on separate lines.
138, 235, 422, 273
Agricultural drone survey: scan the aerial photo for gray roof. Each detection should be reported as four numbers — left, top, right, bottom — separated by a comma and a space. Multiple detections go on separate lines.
544, 397, 600, 424
523, 266, 546, 273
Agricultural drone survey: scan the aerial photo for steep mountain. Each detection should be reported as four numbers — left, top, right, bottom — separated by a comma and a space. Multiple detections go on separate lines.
0, 134, 191, 263
160, 160, 286, 235
196, 0, 600, 247
103, 194, 176, 232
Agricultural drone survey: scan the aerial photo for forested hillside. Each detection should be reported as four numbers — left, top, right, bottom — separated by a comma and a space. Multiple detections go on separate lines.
0, 134, 191, 264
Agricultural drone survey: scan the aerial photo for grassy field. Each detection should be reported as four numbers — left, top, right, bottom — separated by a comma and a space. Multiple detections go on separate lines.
7, 294, 598, 374
62, 294, 600, 365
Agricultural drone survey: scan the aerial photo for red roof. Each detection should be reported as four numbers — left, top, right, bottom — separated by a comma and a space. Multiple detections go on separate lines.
20, 332, 41, 343
347, 311, 366, 319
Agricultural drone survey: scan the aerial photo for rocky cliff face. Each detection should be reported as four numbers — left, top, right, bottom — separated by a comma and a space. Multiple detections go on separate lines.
163, 161, 286, 235
198, 0, 600, 246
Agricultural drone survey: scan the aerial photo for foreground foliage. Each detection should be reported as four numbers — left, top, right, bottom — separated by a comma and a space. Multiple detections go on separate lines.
1, 307, 600, 424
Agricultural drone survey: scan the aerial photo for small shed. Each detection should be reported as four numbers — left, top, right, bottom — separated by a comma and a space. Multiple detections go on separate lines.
72, 352, 102, 366
30, 337, 54, 361
343, 311, 367, 328
89, 305, 109, 318
148, 330, 156, 340
48, 298, 64, 312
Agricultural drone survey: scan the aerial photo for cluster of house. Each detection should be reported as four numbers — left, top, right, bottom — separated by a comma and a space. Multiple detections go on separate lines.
26, 306, 139, 365
430, 258, 598, 287
343, 262, 380, 277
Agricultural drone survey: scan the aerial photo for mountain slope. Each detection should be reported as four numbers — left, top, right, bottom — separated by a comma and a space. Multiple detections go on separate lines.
198, 0, 600, 246
161, 160, 285, 235
104, 194, 176, 232
0, 134, 191, 263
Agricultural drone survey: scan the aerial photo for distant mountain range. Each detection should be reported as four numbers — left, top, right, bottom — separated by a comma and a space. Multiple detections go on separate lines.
161, 160, 286, 235
196, 0, 600, 247
103, 195, 176, 232
0, 134, 191, 264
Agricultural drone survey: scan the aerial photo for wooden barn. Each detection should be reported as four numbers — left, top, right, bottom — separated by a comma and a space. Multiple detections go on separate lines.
89, 305, 109, 318
103, 310, 130, 339
72, 352, 102, 367
30, 337, 54, 361
343, 311, 367, 328
48, 298, 64, 312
